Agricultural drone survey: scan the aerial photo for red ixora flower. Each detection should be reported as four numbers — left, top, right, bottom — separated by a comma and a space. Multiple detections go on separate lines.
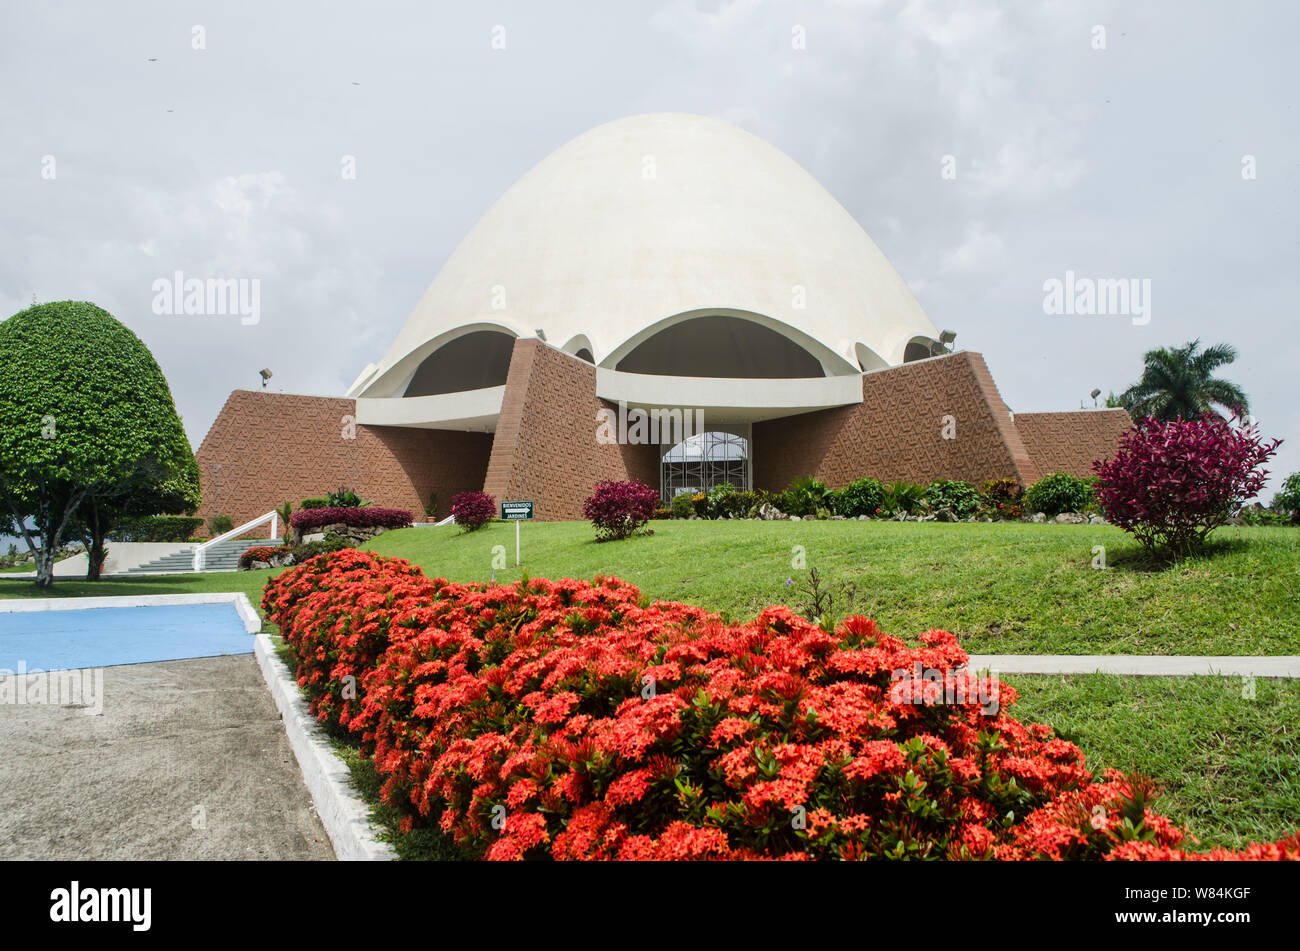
261, 552, 1300, 863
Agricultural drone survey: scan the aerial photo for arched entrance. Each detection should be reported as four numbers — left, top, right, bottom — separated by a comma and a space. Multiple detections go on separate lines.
661, 428, 751, 502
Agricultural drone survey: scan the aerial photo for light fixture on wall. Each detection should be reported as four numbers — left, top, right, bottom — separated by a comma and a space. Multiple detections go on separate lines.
259, 368, 273, 389
535, 328, 547, 342
1090, 387, 1101, 408
930, 329, 957, 357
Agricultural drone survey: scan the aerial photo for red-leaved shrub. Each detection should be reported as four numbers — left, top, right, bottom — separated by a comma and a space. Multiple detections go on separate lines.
290, 506, 413, 533
260, 553, 1299, 861
449, 491, 496, 531
1093, 414, 1281, 557
582, 479, 659, 540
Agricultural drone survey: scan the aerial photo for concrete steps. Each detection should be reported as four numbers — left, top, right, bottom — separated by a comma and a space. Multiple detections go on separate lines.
123, 537, 282, 574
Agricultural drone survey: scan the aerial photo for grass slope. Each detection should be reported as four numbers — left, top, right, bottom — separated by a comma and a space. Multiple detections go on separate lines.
1006, 674, 1300, 850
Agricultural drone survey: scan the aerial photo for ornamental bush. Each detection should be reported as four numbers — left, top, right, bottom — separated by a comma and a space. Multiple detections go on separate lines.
705, 482, 737, 519
583, 479, 659, 540
981, 478, 1024, 520
1093, 415, 1280, 558
449, 491, 496, 531
836, 478, 885, 518
669, 492, 695, 520
1274, 473, 1300, 523
780, 475, 831, 517
290, 505, 413, 533
238, 545, 283, 569
1024, 472, 1094, 516
108, 515, 204, 543
260, 553, 1300, 861
923, 479, 981, 518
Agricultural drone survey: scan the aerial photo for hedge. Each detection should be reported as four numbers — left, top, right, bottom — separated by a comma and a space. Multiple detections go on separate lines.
262, 552, 1300, 862
289, 506, 412, 532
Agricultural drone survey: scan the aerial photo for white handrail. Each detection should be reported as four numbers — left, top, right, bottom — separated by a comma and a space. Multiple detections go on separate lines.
193, 510, 279, 571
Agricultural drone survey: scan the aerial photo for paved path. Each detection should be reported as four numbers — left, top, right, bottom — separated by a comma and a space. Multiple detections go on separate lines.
0, 654, 334, 860
966, 655, 1300, 678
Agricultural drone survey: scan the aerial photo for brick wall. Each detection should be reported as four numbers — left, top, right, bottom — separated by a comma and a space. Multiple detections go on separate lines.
753, 351, 1037, 491
194, 390, 492, 536
483, 339, 659, 520
1013, 408, 1132, 480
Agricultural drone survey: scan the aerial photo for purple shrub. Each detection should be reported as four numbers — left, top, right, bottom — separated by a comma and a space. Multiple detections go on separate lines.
290, 506, 413, 532
449, 491, 496, 532
1092, 414, 1280, 558
582, 479, 659, 541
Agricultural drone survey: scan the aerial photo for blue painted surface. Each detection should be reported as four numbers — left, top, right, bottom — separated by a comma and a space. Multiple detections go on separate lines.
0, 603, 253, 672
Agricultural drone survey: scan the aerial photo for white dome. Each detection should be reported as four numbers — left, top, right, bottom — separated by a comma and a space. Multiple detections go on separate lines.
351, 113, 940, 398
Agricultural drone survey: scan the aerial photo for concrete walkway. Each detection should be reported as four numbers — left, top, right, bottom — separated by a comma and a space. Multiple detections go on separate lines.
0, 654, 334, 860
966, 655, 1300, 678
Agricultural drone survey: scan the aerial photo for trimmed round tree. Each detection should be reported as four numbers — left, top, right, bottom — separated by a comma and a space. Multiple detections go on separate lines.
0, 301, 196, 587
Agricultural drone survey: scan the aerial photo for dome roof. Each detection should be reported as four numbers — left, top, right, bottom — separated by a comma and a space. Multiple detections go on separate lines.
351, 113, 940, 398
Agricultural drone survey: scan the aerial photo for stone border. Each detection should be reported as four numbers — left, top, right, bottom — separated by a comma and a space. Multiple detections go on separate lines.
254, 629, 396, 861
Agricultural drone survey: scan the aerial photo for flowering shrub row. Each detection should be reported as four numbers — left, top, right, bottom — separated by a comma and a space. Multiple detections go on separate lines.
238, 545, 284, 569
289, 506, 413, 532
263, 553, 1300, 861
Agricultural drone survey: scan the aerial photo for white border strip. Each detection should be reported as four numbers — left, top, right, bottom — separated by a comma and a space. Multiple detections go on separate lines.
967, 654, 1300, 678
254, 630, 395, 861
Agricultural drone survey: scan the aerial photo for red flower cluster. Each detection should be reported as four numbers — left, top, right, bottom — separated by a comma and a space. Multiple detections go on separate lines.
289, 506, 414, 533
262, 553, 1300, 861
262, 550, 441, 732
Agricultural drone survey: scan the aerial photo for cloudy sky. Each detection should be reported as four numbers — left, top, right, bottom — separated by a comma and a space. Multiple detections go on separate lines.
3, 0, 1296, 494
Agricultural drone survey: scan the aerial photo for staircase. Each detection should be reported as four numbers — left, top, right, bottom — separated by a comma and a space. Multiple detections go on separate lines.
123, 537, 282, 575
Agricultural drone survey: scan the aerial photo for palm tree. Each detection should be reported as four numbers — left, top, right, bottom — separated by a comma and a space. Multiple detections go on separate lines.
1120, 339, 1249, 422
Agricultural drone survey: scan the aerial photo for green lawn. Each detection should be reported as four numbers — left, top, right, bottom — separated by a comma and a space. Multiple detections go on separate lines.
1006, 674, 1300, 850
3, 520, 1297, 655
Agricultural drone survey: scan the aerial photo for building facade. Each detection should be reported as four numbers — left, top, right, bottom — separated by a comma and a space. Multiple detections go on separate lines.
195, 115, 1130, 530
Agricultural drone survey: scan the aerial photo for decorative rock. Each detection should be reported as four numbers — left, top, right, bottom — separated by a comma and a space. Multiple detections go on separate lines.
858, 515, 869, 521
1088, 514, 1108, 524
758, 503, 784, 521
933, 507, 957, 522
1053, 513, 1087, 524
789, 515, 801, 522
830, 515, 846, 521
1029, 512, 1047, 523
303, 532, 325, 543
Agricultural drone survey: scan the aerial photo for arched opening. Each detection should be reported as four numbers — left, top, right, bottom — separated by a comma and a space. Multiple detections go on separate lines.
903, 337, 938, 363
574, 348, 594, 363
661, 429, 750, 502
616, 315, 824, 378
404, 330, 515, 396
855, 342, 889, 372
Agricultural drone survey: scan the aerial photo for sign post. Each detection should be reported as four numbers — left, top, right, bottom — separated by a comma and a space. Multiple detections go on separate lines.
500, 501, 534, 566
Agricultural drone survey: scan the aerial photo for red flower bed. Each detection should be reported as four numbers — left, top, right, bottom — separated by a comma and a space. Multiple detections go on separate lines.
238, 545, 283, 569
262, 550, 442, 732
261, 553, 1300, 861
289, 506, 413, 533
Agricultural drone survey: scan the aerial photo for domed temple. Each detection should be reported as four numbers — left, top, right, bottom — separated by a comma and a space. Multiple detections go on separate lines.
195, 114, 1131, 526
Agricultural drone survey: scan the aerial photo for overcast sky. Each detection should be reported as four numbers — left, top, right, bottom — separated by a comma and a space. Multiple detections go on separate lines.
2, 0, 1296, 496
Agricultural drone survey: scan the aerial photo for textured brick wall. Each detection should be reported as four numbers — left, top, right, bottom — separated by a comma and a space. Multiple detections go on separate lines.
1013, 408, 1132, 480
195, 390, 492, 536
483, 339, 659, 520
753, 351, 1037, 491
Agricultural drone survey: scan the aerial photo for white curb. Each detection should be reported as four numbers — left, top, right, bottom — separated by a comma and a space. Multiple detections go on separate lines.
253, 629, 396, 861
